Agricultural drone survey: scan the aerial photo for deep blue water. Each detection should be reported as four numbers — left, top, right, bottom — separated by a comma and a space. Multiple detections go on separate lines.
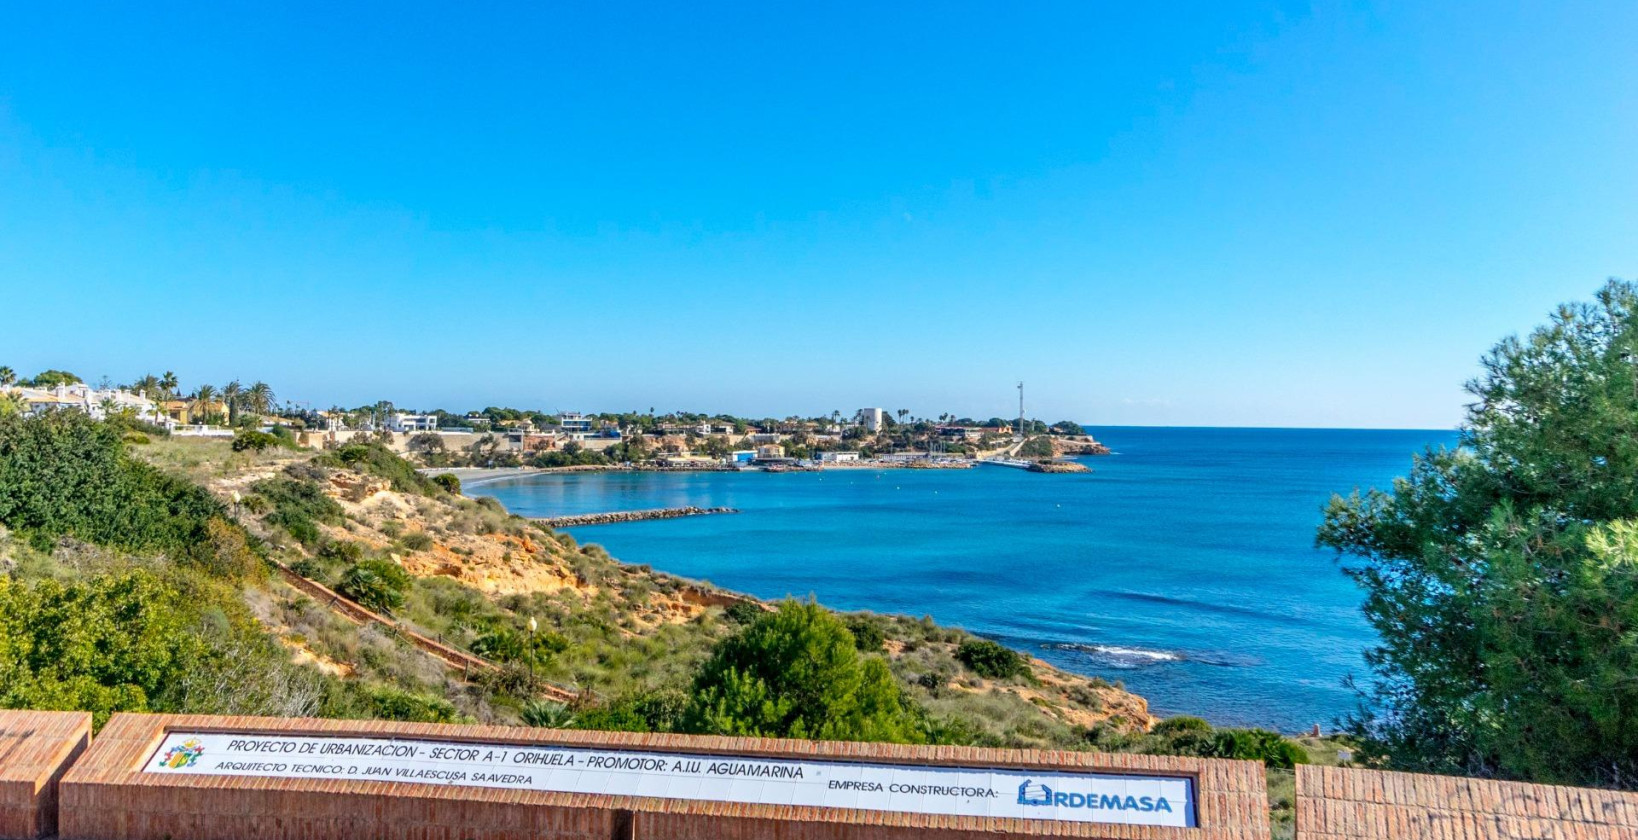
471, 427, 1456, 731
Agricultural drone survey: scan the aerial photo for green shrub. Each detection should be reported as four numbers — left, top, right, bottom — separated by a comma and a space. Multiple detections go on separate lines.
363, 685, 462, 723
0, 412, 235, 571
520, 700, 576, 728
318, 539, 365, 565
1018, 436, 1055, 458
844, 615, 886, 651
232, 430, 279, 452
319, 443, 439, 495
575, 690, 687, 733
1203, 728, 1310, 769
198, 516, 264, 580
471, 627, 569, 666
683, 600, 926, 743
399, 531, 434, 552
1152, 715, 1213, 736
254, 472, 343, 547
431, 473, 461, 494
337, 558, 412, 614
0, 569, 325, 726
723, 601, 763, 625
955, 638, 1028, 680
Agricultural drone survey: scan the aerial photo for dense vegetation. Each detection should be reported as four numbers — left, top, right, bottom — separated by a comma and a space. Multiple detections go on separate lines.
0, 412, 464, 727
1321, 280, 1638, 788
0, 568, 322, 727
0, 411, 246, 573
682, 601, 927, 743
955, 638, 1030, 679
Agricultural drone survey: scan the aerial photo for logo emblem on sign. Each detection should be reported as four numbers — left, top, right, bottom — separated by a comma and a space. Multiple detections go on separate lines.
157, 739, 205, 769
1017, 779, 1053, 806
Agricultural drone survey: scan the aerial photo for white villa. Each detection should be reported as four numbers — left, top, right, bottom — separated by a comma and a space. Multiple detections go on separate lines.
4, 383, 169, 427
386, 413, 439, 433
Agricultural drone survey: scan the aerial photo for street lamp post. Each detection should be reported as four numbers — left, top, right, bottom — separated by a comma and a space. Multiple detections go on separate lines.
527, 617, 538, 683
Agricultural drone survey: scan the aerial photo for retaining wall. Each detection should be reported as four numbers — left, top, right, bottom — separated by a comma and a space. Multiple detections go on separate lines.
57, 713, 1267, 840
1295, 764, 1638, 839
0, 710, 91, 840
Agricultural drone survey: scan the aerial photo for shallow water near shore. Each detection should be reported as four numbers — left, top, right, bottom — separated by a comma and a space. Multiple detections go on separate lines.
470, 426, 1456, 731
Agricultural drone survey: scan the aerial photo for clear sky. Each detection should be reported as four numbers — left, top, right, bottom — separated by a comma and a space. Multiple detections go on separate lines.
2, 2, 1633, 428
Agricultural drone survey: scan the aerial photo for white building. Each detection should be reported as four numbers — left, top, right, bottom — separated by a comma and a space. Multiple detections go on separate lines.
387, 413, 439, 433
6, 384, 168, 427
818, 451, 861, 463
857, 407, 885, 432
558, 412, 593, 434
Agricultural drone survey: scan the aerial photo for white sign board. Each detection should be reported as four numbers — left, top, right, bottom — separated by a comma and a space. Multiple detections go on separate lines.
144, 732, 1195, 828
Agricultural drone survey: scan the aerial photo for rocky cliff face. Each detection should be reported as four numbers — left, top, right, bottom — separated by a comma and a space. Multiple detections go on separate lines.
1051, 435, 1112, 456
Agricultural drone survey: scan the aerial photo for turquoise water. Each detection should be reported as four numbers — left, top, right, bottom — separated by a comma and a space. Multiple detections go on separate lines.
471, 427, 1456, 731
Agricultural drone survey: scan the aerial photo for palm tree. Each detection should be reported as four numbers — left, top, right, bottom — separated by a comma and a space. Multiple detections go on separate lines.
520, 700, 575, 729
132, 374, 160, 398
0, 391, 26, 416
246, 382, 275, 416
221, 380, 243, 424
160, 371, 179, 400
193, 385, 219, 424
0, 367, 14, 388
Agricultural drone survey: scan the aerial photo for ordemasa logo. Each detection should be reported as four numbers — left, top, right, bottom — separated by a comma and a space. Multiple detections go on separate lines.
1016, 779, 1175, 813
1017, 780, 1054, 805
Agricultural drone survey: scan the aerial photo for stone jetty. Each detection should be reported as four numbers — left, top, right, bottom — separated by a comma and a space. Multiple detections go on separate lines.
535, 506, 739, 527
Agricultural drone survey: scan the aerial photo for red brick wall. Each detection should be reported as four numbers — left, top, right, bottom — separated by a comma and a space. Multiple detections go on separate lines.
0, 710, 92, 840
59, 714, 1270, 840
1296, 764, 1638, 839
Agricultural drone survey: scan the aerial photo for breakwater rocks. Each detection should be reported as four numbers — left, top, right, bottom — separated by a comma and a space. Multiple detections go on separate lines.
535, 507, 739, 528
1028, 460, 1092, 473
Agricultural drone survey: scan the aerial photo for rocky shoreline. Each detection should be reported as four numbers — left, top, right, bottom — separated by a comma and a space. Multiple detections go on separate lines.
1051, 436, 1112, 456
1028, 460, 1092, 473
534, 506, 740, 528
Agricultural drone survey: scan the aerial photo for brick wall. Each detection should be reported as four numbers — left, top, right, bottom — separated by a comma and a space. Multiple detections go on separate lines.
0, 710, 92, 840
59, 713, 1269, 840
1296, 764, 1638, 839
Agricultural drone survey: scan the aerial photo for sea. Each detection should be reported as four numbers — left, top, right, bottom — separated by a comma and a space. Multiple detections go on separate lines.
468, 426, 1458, 732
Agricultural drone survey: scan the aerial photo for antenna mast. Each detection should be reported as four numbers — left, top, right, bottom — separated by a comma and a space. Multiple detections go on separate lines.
1017, 381, 1025, 438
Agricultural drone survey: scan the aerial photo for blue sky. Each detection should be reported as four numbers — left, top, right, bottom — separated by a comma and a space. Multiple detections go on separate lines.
1, 2, 1633, 428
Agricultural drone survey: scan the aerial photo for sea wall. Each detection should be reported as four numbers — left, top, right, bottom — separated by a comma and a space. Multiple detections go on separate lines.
535, 507, 738, 528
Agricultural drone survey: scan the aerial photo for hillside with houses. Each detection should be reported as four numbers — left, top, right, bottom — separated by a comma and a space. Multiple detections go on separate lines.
0, 366, 1106, 472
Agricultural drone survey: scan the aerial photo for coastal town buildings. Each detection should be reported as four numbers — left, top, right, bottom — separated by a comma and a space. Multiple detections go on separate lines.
3, 384, 169, 426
